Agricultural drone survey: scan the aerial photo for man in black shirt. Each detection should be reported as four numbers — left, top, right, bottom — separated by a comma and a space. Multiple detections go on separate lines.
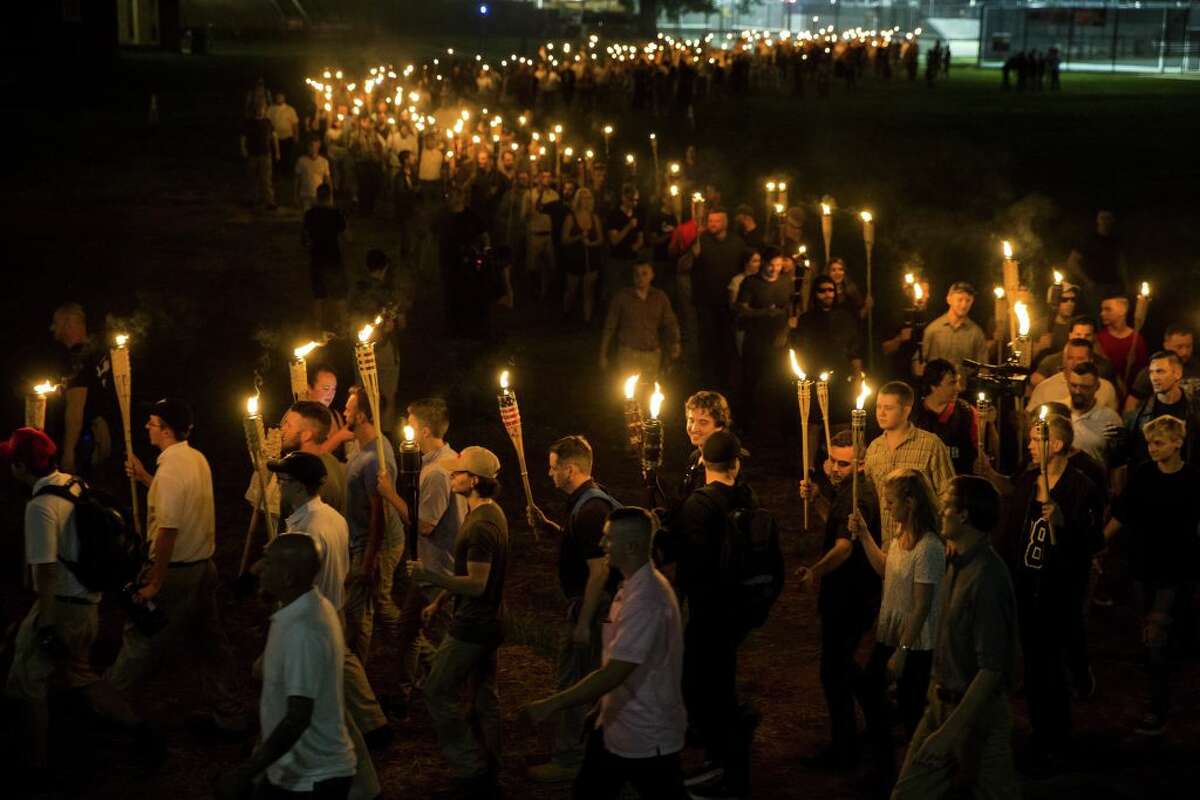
605, 183, 643, 307
792, 274, 863, 423
692, 209, 747, 394
50, 303, 115, 479
736, 249, 795, 436
302, 184, 348, 332
796, 431, 882, 769
677, 430, 759, 797
1105, 415, 1200, 735
911, 359, 977, 475
526, 436, 621, 783
734, 204, 765, 251
880, 279, 932, 381
998, 414, 1104, 773
1126, 350, 1200, 470
240, 102, 278, 209
411, 446, 508, 796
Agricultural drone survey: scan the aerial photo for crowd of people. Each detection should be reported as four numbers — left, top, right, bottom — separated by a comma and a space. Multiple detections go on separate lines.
3, 29, 1195, 800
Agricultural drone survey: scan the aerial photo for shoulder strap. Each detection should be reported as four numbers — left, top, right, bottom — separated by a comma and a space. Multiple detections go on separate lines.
570, 486, 620, 521
33, 479, 83, 503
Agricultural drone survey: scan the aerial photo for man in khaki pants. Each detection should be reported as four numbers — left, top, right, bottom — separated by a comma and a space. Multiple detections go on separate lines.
891, 475, 1020, 799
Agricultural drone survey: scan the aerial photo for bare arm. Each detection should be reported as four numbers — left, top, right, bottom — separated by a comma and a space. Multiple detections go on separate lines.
853, 513, 887, 576
809, 538, 853, 580
427, 559, 492, 598
139, 527, 179, 600
523, 658, 638, 722
237, 695, 314, 778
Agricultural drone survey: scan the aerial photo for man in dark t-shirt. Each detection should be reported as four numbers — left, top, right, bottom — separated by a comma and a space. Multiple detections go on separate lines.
736, 250, 795, 436
527, 436, 621, 782
413, 446, 508, 794
793, 275, 863, 423
797, 432, 882, 768
692, 209, 746, 393
302, 184, 348, 331
50, 303, 116, 478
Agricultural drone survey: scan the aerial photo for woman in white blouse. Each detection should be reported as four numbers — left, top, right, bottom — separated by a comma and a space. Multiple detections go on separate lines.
850, 467, 945, 786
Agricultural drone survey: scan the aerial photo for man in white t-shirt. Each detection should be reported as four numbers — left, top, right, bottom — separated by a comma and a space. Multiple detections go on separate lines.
1028, 338, 1119, 414
522, 507, 688, 798
268, 92, 300, 170
3, 428, 155, 776
294, 137, 332, 211
108, 398, 246, 730
217, 535, 356, 800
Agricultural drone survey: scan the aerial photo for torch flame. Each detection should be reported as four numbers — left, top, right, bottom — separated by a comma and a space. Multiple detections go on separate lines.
774, 203, 785, 215
994, 286, 1005, 299
904, 272, 915, 285
818, 371, 831, 382
499, 370, 510, 390
1002, 240, 1013, 260
623, 374, 640, 400
33, 381, 57, 397
294, 341, 320, 359
855, 381, 872, 411
403, 424, 416, 442
977, 392, 987, 404
692, 192, 704, 203
1038, 404, 1049, 422
913, 283, 925, 302
788, 348, 806, 380
766, 180, 776, 191
1140, 282, 1151, 298
860, 211, 873, 223
625, 153, 635, 164
1014, 301, 1031, 337
246, 394, 259, 416
1053, 270, 1064, 285
670, 185, 680, 197
357, 323, 374, 343
649, 383, 664, 420
114, 333, 129, 348
821, 203, 831, 216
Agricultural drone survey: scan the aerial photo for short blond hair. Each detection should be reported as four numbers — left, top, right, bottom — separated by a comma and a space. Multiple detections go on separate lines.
1143, 415, 1186, 442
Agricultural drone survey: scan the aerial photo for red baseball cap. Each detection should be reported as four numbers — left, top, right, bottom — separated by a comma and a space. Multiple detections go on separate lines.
0, 427, 58, 473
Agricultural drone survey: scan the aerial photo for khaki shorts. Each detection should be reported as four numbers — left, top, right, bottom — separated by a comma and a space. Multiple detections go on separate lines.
6, 600, 100, 701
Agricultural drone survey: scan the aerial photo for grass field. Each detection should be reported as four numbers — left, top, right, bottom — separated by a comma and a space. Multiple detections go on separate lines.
2, 35, 1200, 799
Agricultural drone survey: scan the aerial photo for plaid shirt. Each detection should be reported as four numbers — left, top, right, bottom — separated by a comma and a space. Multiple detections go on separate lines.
864, 425, 956, 546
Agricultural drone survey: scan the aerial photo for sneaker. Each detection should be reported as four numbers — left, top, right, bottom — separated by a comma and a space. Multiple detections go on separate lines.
1134, 713, 1166, 736
688, 776, 745, 800
683, 761, 724, 787
526, 760, 580, 783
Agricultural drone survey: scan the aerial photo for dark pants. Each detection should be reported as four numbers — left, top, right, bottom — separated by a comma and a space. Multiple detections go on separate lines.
356, 161, 383, 217
1137, 581, 1194, 719
572, 727, 688, 800
1018, 589, 1073, 752
681, 615, 753, 792
818, 609, 874, 759
257, 775, 352, 800
695, 304, 735, 395
858, 642, 933, 776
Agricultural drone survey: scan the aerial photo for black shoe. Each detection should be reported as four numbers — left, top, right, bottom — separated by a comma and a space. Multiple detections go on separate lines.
363, 723, 394, 751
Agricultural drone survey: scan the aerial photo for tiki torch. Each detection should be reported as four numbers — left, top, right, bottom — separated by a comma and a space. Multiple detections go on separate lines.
354, 323, 388, 472
243, 394, 277, 542
26, 381, 58, 431
640, 383, 665, 504
975, 392, 991, 473
820, 198, 834, 267
1125, 282, 1153, 391
603, 124, 613, 160
623, 374, 643, 451
992, 286, 1007, 361
861, 210, 876, 371
789, 349, 812, 529
1035, 405, 1056, 546
1012, 301, 1032, 368
497, 370, 536, 531
816, 371, 834, 460
1002, 241, 1020, 343
291, 340, 320, 401
851, 381, 872, 515
110, 334, 141, 534
649, 132, 659, 187
398, 424, 422, 562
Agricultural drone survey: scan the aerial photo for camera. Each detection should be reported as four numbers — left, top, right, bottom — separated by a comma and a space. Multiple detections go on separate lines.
960, 358, 1030, 398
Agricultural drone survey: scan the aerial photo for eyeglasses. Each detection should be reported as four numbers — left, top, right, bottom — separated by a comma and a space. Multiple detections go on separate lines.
1060, 296, 1078, 303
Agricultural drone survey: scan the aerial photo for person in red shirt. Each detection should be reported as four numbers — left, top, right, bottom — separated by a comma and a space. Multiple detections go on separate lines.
1097, 291, 1148, 395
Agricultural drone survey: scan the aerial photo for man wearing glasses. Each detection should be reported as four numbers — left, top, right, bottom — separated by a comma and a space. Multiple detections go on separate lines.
1031, 315, 1117, 387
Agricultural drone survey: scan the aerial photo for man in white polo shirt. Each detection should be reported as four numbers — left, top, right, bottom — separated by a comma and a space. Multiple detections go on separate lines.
521, 507, 688, 799
108, 398, 245, 730
3, 427, 155, 781
217, 535, 356, 800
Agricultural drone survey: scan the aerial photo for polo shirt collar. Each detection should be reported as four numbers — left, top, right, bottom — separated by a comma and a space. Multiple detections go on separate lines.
423, 442, 453, 467
156, 440, 188, 466
286, 495, 324, 530
621, 562, 654, 593
272, 587, 319, 624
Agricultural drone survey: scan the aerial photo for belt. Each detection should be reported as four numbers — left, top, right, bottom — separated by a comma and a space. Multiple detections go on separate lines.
935, 685, 965, 705
56, 595, 98, 606
168, 559, 209, 569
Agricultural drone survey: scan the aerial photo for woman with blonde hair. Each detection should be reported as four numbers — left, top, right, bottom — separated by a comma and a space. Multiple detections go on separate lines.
561, 187, 605, 322
850, 467, 945, 789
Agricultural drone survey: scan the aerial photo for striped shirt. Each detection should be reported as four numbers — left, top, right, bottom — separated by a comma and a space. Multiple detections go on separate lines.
865, 425, 956, 546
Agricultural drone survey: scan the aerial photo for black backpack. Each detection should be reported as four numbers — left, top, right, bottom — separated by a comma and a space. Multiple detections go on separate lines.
707, 488, 785, 632
34, 479, 144, 593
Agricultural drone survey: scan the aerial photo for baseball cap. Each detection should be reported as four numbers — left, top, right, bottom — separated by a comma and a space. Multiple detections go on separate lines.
702, 429, 748, 464
267, 451, 327, 486
0, 427, 58, 473
150, 397, 194, 438
437, 446, 501, 479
